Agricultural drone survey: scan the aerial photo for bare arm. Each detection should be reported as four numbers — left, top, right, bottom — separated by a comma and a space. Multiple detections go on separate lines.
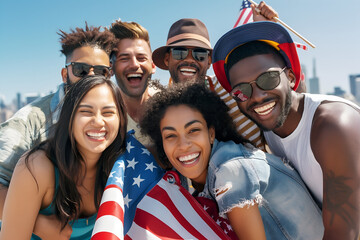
227, 204, 266, 240
312, 102, 360, 239
0, 152, 47, 239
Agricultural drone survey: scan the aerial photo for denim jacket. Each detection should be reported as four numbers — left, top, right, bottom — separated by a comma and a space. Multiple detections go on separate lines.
200, 140, 324, 240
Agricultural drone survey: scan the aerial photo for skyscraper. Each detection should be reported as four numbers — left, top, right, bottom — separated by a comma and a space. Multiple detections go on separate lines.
309, 58, 320, 94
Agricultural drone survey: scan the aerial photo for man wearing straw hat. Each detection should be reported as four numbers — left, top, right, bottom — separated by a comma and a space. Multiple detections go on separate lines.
212, 21, 360, 239
152, 4, 278, 151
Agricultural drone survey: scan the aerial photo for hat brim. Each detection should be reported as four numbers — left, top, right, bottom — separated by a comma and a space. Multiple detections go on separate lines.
212, 21, 301, 93
152, 39, 212, 70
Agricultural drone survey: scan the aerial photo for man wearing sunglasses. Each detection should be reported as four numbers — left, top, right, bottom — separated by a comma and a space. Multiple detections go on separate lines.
152, 15, 277, 151
0, 24, 115, 238
213, 21, 360, 239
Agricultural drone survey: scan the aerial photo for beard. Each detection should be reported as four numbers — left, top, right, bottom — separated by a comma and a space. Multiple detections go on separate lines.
64, 73, 73, 93
170, 63, 206, 84
241, 88, 292, 132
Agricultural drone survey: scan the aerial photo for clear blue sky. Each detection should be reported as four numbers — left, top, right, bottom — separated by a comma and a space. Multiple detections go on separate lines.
1, 0, 359, 104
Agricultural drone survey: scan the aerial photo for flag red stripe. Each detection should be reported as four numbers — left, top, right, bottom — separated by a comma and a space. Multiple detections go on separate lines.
92, 232, 121, 240
177, 184, 231, 238
146, 185, 206, 239
104, 183, 123, 192
96, 201, 124, 222
124, 235, 132, 240
135, 208, 184, 239
233, 9, 246, 28
242, 11, 253, 25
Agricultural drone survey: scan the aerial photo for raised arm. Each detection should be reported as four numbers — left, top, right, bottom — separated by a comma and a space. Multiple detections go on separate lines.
312, 102, 360, 239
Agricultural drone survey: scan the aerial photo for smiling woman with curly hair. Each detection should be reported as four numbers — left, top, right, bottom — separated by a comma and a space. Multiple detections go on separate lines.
139, 81, 324, 240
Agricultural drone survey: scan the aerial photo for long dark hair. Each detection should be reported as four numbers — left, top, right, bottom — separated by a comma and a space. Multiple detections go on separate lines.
139, 82, 247, 169
25, 75, 127, 227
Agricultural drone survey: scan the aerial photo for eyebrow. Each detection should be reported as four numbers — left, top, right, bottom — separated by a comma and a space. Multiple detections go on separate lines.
161, 120, 202, 132
78, 104, 117, 110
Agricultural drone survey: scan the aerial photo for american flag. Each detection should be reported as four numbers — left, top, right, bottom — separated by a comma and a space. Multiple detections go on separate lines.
91, 130, 232, 240
233, 0, 308, 51
233, 0, 253, 28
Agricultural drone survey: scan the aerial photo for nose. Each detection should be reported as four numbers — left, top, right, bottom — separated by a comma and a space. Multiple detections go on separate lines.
129, 57, 140, 69
183, 49, 196, 63
92, 113, 105, 126
87, 67, 95, 76
178, 135, 191, 150
250, 82, 267, 102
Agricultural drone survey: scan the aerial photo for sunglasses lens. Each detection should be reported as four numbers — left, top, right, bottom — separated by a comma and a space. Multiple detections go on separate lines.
171, 48, 188, 60
231, 84, 252, 102
257, 71, 281, 90
192, 49, 208, 62
94, 66, 110, 78
71, 63, 90, 77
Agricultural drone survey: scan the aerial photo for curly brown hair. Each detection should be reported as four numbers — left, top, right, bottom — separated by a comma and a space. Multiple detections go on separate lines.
139, 82, 247, 169
58, 22, 116, 62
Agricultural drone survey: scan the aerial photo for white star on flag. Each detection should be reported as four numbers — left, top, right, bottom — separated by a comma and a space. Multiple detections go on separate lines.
116, 161, 125, 169
123, 194, 132, 208
145, 162, 157, 172
109, 171, 115, 178
115, 176, 123, 186
126, 158, 138, 170
132, 174, 145, 187
126, 141, 134, 153
141, 148, 151, 155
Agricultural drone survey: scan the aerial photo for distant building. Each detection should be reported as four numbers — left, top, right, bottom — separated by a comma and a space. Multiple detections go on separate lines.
328, 86, 346, 97
16, 92, 22, 110
349, 74, 360, 102
25, 93, 40, 105
309, 58, 320, 94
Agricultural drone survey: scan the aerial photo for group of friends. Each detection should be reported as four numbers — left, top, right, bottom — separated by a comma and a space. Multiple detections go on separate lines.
0, 2, 359, 239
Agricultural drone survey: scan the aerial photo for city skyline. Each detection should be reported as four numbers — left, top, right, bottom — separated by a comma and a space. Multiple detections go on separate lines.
1, 0, 360, 104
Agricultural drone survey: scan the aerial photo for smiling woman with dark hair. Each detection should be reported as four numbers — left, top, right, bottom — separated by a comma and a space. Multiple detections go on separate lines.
0, 75, 127, 239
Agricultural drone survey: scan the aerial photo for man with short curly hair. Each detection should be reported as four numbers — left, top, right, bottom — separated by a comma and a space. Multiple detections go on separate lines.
0, 23, 116, 238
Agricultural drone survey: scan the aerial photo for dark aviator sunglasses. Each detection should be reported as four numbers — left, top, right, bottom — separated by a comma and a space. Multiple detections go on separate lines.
170, 47, 209, 62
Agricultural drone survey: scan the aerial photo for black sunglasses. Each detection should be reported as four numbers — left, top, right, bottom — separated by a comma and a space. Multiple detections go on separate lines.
65, 62, 111, 78
170, 47, 209, 62
230, 67, 286, 102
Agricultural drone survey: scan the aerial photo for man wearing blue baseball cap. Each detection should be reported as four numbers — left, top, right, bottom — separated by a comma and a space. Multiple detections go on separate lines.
213, 21, 360, 239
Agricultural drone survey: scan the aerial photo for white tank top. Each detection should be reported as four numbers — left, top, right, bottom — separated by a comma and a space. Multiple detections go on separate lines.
264, 93, 359, 203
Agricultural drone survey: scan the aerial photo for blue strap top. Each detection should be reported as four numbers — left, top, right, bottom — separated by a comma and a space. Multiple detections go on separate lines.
38, 167, 97, 240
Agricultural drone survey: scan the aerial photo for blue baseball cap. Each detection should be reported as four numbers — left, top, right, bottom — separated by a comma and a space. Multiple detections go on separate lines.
212, 21, 301, 93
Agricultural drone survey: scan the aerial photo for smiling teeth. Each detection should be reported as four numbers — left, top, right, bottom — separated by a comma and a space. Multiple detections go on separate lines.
127, 73, 142, 78
178, 153, 199, 162
180, 68, 196, 72
254, 102, 275, 116
87, 132, 106, 138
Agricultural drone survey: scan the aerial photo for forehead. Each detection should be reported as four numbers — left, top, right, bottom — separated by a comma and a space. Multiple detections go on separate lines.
116, 38, 151, 55
80, 84, 116, 105
228, 54, 281, 85
70, 46, 110, 65
161, 105, 205, 126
